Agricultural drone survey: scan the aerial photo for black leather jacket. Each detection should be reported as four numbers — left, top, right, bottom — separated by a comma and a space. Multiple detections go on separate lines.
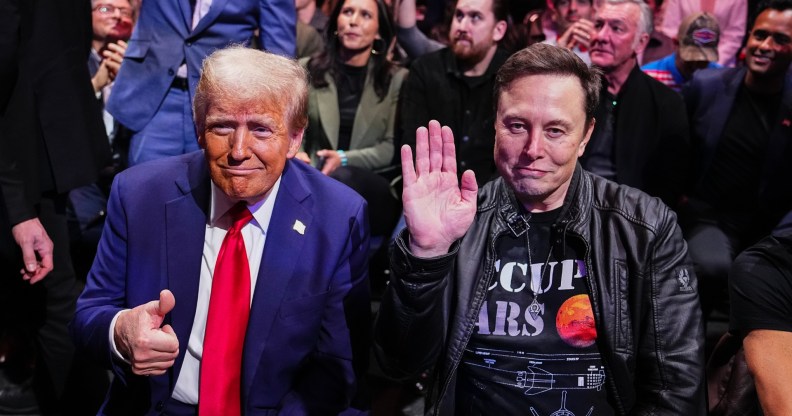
374, 166, 706, 415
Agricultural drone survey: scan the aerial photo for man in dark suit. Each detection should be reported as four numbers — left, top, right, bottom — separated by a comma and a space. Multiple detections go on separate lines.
0, 0, 111, 412
583, 0, 691, 208
107, 0, 297, 167
72, 46, 370, 415
682, 0, 792, 316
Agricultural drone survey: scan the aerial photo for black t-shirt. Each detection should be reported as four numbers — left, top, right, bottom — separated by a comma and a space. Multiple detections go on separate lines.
335, 63, 367, 151
456, 208, 614, 415
730, 231, 792, 336
696, 86, 782, 236
584, 87, 618, 181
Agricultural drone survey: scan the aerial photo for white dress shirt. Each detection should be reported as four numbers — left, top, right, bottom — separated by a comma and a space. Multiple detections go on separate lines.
109, 176, 281, 404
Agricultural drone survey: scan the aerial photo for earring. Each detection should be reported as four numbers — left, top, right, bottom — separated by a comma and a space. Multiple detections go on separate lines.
371, 38, 386, 55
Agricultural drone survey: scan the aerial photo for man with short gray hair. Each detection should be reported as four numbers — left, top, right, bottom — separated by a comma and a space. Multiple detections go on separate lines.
72, 46, 370, 415
583, 0, 691, 208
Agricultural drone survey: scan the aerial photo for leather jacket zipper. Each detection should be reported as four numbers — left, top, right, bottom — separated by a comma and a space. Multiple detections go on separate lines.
569, 227, 626, 416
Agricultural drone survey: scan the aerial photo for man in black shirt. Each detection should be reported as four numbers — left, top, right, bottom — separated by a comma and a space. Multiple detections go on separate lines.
584, 0, 691, 208
682, 0, 792, 316
399, 0, 508, 184
729, 230, 792, 415
376, 43, 705, 415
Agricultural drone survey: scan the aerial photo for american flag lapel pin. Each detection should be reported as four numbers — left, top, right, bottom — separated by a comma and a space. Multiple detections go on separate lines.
293, 219, 306, 235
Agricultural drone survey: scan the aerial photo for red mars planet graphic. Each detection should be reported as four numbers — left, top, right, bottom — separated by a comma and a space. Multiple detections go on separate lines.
556, 294, 597, 348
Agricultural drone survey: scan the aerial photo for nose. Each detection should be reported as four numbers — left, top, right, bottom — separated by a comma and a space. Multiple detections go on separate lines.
593, 23, 609, 42
758, 35, 776, 51
569, 0, 578, 12
229, 129, 252, 161
524, 132, 544, 159
457, 16, 471, 31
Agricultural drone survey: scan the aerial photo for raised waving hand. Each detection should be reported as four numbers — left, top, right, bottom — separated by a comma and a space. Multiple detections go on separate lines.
401, 120, 478, 258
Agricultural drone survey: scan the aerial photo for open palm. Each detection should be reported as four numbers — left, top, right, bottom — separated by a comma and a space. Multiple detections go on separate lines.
401, 121, 478, 258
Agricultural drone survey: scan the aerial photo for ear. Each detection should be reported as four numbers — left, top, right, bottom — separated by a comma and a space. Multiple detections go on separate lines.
634, 31, 650, 54
492, 19, 508, 42
578, 118, 595, 157
197, 131, 207, 150
286, 128, 305, 158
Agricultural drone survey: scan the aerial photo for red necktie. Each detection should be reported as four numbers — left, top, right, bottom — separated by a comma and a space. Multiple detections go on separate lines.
199, 203, 253, 416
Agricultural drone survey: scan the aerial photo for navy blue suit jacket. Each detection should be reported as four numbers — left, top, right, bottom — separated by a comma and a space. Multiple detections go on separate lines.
683, 67, 792, 231
106, 0, 296, 131
72, 152, 370, 415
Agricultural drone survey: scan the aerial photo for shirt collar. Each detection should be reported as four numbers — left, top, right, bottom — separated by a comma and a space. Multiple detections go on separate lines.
208, 176, 282, 232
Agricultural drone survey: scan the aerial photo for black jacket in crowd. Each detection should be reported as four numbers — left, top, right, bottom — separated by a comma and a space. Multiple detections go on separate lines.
581, 65, 690, 209
398, 47, 510, 184
374, 165, 706, 415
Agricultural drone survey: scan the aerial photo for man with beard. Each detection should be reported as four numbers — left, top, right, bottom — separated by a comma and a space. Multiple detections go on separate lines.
681, 0, 792, 317
399, 0, 508, 183
581, 0, 690, 208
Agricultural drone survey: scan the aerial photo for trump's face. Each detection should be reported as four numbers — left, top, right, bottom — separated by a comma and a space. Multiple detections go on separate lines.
199, 96, 302, 203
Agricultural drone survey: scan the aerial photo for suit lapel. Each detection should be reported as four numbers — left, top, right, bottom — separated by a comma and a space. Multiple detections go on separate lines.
177, 0, 193, 32
350, 72, 376, 150
191, 0, 230, 35
316, 74, 340, 148
166, 153, 211, 386
242, 162, 313, 400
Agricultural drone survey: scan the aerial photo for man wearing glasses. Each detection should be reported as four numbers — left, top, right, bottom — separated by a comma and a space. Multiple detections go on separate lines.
681, 0, 792, 317
90, 1, 133, 97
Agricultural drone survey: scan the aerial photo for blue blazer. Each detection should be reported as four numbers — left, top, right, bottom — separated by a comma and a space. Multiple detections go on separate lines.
683, 67, 792, 228
106, 0, 296, 132
72, 152, 370, 415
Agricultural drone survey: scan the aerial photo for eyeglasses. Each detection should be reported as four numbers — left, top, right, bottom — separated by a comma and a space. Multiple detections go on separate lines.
93, 4, 133, 18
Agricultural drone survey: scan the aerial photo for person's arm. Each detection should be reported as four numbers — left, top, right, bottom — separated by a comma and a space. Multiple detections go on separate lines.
71, 173, 179, 378
743, 330, 792, 416
258, 0, 297, 57
729, 235, 792, 415
0, 0, 53, 283
279, 202, 371, 412
657, 0, 681, 40
396, 0, 443, 58
374, 120, 477, 378
716, 0, 747, 66
397, 25, 444, 59
633, 206, 706, 415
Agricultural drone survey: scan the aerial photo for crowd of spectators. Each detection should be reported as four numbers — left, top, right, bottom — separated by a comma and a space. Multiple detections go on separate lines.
1, 0, 791, 413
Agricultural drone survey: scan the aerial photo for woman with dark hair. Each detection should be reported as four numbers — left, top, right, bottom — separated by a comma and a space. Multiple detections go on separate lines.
298, 0, 406, 236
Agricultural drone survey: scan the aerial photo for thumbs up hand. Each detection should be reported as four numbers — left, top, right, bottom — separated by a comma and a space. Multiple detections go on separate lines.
114, 290, 180, 376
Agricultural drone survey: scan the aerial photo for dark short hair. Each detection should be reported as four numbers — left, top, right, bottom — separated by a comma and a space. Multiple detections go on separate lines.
490, 0, 509, 22
494, 43, 602, 123
308, 0, 395, 101
754, 0, 792, 23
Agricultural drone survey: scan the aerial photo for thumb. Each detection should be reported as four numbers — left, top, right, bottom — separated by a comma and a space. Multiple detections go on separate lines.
19, 244, 38, 273
144, 289, 175, 323
157, 289, 176, 316
460, 170, 478, 203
